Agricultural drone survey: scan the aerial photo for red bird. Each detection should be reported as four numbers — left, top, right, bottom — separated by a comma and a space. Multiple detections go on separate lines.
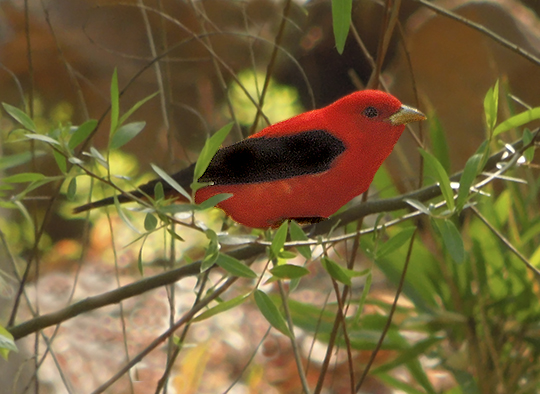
74, 90, 426, 228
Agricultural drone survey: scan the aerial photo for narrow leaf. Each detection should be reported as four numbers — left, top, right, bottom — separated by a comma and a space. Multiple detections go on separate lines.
523, 128, 535, 162
69, 119, 97, 150
270, 264, 310, 279
433, 218, 465, 264
428, 114, 451, 173
197, 193, 233, 210
218, 234, 258, 246
2, 103, 36, 131
144, 213, 158, 231
0, 326, 18, 360
66, 178, 77, 201
119, 91, 159, 125
201, 229, 220, 272
114, 195, 141, 234
0, 151, 45, 171
109, 121, 146, 149
419, 148, 455, 212
194, 293, 250, 322
192, 123, 233, 192
322, 257, 351, 286
331, 0, 352, 54
483, 80, 499, 134
151, 164, 192, 202
24, 133, 60, 145
493, 106, 540, 137
167, 228, 184, 242
52, 149, 67, 173
215, 253, 257, 278
89, 147, 108, 169
110, 68, 119, 134
456, 153, 483, 212
254, 290, 292, 337
271, 221, 288, 258
375, 227, 416, 260
137, 235, 148, 275
404, 198, 431, 216
3, 173, 45, 183
154, 181, 164, 201
289, 220, 312, 259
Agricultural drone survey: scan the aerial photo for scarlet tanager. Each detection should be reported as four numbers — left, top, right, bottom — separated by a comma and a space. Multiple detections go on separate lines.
74, 90, 426, 228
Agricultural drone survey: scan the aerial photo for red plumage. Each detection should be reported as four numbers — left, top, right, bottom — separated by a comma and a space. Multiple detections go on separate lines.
74, 90, 426, 228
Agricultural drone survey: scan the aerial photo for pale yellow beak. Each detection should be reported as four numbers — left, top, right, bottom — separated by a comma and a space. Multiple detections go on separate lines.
387, 104, 427, 126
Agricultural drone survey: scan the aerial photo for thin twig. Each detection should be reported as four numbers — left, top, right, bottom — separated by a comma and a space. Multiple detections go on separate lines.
355, 228, 418, 392
278, 281, 311, 394
90, 276, 239, 394
470, 205, 540, 278
413, 0, 540, 68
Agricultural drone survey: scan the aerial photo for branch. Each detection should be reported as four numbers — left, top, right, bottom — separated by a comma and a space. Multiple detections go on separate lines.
8, 135, 535, 340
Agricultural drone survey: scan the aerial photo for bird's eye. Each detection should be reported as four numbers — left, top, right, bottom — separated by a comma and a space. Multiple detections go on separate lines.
363, 107, 378, 118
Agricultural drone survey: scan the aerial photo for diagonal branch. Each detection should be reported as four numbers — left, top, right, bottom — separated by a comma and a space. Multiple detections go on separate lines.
8, 134, 537, 340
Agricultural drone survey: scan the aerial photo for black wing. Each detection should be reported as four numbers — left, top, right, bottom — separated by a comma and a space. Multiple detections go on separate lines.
73, 129, 345, 213
199, 129, 346, 185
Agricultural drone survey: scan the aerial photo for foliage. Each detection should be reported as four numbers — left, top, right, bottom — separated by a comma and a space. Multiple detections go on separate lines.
1, 2, 540, 394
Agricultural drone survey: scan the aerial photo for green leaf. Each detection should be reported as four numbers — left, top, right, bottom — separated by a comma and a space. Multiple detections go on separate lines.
52, 149, 67, 173
0, 151, 45, 171
154, 181, 164, 201
24, 133, 60, 145
69, 119, 97, 150
373, 337, 442, 374
144, 213, 158, 231
522, 128, 535, 162
433, 218, 465, 264
254, 290, 292, 337
119, 91, 159, 125
278, 250, 297, 259
151, 164, 192, 202
270, 264, 310, 279
456, 153, 483, 212
194, 293, 250, 322
197, 193, 233, 210
89, 147, 108, 169
289, 220, 311, 259
375, 227, 416, 260
404, 198, 431, 216
375, 373, 427, 394
353, 270, 372, 324
428, 114, 451, 173
493, 106, 540, 137
0, 325, 18, 360
331, 0, 352, 54
215, 253, 257, 278
66, 178, 77, 201
2, 172, 45, 183
218, 234, 258, 246
166, 228, 184, 242
192, 123, 233, 192
137, 235, 147, 275
322, 257, 352, 286
113, 195, 140, 234
109, 121, 146, 149
419, 148, 455, 212
110, 68, 119, 134
271, 221, 288, 258
201, 229, 220, 272
2, 103, 36, 131
483, 80, 499, 134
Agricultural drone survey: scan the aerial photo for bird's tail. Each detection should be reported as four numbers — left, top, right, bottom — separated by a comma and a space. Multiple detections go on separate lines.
73, 163, 196, 214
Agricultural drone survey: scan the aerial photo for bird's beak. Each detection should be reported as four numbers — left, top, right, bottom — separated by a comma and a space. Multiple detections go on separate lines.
387, 105, 427, 126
